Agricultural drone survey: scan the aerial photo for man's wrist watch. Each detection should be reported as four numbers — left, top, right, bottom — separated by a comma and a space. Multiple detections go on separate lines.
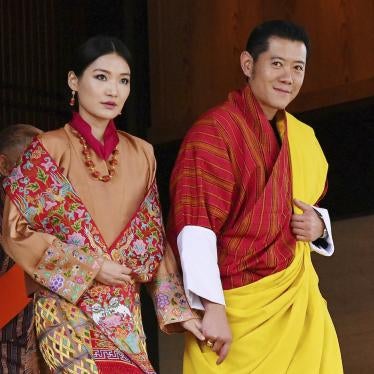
320, 225, 328, 239
315, 209, 328, 239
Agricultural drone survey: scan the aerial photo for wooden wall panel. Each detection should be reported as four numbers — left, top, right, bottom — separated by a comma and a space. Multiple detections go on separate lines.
147, 0, 262, 142
147, 0, 374, 143
0, 1, 151, 138
0, 0, 87, 131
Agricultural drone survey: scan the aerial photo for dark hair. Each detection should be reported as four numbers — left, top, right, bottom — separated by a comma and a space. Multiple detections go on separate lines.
70, 35, 133, 77
0, 124, 42, 154
246, 20, 310, 61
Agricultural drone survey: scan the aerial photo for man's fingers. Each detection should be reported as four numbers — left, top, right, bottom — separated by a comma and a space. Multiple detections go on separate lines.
291, 228, 307, 235
212, 340, 224, 354
216, 342, 230, 365
295, 235, 308, 241
292, 229, 311, 241
291, 214, 305, 222
290, 221, 306, 229
293, 199, 311, 211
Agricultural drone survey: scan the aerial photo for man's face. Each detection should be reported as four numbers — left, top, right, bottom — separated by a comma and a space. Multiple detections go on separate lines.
245, 37, 307, 119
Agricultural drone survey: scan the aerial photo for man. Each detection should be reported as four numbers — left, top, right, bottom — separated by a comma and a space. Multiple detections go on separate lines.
168, 20, 342, 373
0, 124, 42, 373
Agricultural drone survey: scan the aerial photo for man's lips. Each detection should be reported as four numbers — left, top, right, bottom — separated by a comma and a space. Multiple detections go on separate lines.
273, 87, 291, 94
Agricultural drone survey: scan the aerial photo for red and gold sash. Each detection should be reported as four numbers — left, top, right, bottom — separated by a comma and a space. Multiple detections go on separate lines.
3, 138, 164, 373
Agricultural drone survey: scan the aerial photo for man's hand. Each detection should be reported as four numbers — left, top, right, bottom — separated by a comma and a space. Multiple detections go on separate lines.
291, 199, 325, 241
201, 299, 232, 365
181, 318, 205, 341
95, 260, 132, 286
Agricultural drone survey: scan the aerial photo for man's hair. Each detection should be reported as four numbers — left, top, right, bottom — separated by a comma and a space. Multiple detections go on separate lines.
246, 20, 310, 61
0, 124, 42, 154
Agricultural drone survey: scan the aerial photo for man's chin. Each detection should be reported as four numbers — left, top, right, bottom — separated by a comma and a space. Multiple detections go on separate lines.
273, 100, 291, 111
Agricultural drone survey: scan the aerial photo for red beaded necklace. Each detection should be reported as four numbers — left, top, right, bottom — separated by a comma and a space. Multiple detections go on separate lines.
71, 128, 119, 182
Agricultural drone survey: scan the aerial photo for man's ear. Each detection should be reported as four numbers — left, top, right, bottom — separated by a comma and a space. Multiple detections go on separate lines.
240, 51, 254, 80
67, 71, 79, 91
0, 154, 9, 176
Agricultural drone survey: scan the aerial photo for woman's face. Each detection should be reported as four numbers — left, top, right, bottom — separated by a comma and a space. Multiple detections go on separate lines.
68, 53, 131, 125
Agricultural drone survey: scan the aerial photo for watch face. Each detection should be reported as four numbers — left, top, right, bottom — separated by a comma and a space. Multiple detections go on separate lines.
322, 228, 328, 239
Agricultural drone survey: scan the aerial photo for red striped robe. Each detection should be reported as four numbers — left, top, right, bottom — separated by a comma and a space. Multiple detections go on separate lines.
167, 86, 297, 290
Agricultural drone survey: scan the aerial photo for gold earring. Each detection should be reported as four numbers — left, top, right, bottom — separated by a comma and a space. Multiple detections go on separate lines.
69, 91, 76, 106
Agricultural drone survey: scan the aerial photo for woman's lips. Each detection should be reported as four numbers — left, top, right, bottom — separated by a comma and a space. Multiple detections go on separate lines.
101, 102, 117, 109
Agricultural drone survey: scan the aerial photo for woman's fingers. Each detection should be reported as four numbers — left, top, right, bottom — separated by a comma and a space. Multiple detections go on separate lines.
121, 265, 132, 275
183, 319, 205, 341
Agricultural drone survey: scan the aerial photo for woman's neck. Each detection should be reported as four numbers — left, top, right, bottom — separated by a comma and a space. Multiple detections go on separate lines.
79, 112, 109, 143
90, 123, 106, 143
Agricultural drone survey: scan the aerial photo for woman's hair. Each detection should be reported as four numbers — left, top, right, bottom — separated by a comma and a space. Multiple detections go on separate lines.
246, 20, 310, 61
0, 124, 42, 154
70, 35, 133, 77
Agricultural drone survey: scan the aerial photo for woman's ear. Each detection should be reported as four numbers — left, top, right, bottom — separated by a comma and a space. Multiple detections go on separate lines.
240, 51, 254, 80
67, 71, 79, 91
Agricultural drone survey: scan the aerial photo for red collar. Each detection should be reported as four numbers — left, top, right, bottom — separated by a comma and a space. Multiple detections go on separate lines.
70, 112, 119, 160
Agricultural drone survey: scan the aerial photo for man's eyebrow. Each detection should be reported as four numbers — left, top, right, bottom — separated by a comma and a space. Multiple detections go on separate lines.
271, 56, 305, 64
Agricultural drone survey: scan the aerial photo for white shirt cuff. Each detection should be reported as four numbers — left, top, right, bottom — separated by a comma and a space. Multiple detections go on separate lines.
310, 207, 334, 256
177, 225, 225, 310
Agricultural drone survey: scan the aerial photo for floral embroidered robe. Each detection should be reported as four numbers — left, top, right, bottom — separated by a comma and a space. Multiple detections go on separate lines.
1, 125, 195, 374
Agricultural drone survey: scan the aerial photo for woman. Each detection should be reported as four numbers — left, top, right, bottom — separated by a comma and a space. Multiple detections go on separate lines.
1, 36, 203, 373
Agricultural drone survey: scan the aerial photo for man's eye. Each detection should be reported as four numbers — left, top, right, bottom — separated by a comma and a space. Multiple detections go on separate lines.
272, 61, 282, 67
295, 65, 304, 72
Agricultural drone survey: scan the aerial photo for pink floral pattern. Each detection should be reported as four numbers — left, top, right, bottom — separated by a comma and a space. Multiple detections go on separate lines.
34, 239, 102, 303
151, 273, 194, 327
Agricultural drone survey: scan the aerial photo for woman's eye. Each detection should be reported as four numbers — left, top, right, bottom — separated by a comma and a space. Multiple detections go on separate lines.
95, 74, 107, 81
121, 78, 130, 85
272, 61, 282, 67
294, 65, 304, 72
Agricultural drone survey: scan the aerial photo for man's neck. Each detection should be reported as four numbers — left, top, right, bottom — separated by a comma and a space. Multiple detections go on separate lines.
269, 117, 282, 146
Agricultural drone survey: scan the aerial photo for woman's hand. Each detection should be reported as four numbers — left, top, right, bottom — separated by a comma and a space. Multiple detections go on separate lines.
95, 260, 132, 286
181, 318, 205, 341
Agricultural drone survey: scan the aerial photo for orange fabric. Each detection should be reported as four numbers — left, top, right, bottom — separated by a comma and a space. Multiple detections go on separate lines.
0, 264, 30, 328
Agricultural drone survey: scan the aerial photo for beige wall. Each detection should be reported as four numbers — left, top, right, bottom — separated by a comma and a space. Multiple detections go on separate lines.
147, 0, 374, 143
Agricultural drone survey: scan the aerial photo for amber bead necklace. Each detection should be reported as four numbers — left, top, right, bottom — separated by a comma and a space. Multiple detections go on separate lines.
71, 128, 119, 182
